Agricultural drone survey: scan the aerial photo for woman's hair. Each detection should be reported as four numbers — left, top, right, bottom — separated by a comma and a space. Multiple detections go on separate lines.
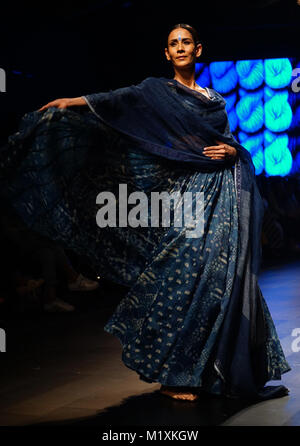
166, 23, 200, 46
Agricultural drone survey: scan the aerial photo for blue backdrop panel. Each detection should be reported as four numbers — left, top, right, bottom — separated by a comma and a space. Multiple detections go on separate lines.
196, 58, 299, 177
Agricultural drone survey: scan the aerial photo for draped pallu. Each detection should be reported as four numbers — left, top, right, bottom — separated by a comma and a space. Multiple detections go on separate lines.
0, 77, 290, 399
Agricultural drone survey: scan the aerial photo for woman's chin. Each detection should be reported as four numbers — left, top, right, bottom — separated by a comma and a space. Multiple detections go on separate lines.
174, 61, 194, 70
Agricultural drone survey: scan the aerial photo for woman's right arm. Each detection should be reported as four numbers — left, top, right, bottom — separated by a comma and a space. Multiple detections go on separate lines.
38, 96, 87, 112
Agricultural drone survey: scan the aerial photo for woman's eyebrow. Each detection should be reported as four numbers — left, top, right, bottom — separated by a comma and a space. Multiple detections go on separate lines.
169, 38, 192, 43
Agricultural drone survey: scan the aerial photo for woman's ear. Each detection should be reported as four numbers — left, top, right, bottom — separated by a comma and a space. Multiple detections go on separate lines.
165, 47, 171, 61
195, 43, 202, 58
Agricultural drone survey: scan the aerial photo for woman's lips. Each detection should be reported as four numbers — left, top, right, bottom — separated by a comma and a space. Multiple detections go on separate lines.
177, 56, 187, 59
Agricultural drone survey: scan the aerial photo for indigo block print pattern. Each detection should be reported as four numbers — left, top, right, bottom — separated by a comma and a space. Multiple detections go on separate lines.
0, 84, 290, 396
104, 165, 240, 388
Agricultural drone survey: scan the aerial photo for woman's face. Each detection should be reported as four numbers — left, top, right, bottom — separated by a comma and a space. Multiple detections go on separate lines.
165, 28, 202, 69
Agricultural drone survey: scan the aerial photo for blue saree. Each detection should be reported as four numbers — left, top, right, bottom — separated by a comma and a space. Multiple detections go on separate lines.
0, 77, 290, 400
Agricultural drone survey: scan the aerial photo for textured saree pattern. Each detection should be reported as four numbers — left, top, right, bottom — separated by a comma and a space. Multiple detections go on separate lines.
0, 77, 290, 399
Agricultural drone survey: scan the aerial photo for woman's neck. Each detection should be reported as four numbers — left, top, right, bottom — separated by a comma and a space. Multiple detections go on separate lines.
173, 70, 195, 90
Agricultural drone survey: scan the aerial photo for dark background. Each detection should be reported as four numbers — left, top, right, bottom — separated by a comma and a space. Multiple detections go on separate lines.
1, 0, 300, 140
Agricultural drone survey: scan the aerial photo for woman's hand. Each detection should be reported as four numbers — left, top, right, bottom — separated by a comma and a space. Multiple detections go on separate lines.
38, 97, 87, 112
203, 140, 237, 160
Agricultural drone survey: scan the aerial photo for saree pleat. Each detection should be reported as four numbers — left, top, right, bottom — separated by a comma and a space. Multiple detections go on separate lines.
104, 157, 240, 390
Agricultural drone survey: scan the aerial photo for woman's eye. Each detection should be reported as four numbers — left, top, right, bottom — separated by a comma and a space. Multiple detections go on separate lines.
169, 40, 191, 47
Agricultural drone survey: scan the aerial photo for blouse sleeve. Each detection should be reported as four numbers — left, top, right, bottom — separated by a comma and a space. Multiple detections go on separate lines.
81, 83, 142, 119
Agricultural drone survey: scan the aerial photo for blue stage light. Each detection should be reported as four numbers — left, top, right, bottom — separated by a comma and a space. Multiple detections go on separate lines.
196, 57, 297, 176
291, 152, 300, 175
264, 95, 293, 132
264, 136, 293, 176
236, 95, 264, 133
264, 58, 293, 89
236, 60, 264, 90
227, 108, 238, 132
209, 61, 238, 93
264, 129, 277, 146
224, 92, 237, 111
289, 104, 300, 131
195, 64, 211, 88
237, 133, 264, 175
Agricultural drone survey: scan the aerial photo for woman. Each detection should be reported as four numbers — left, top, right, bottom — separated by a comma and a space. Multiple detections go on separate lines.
0, 24, 290, 401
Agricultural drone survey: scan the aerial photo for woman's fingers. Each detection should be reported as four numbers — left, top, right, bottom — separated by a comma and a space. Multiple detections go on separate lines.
38, 99, 68, 111
203, 150, 226, 154
38, 102, 55, 111
203, 146, 226, 159
203, 145, 224, 151
203, 142, 236, 159
38, 104, 48, 111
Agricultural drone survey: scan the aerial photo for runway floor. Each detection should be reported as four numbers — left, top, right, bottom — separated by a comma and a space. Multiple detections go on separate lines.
0, 258, 300, 427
